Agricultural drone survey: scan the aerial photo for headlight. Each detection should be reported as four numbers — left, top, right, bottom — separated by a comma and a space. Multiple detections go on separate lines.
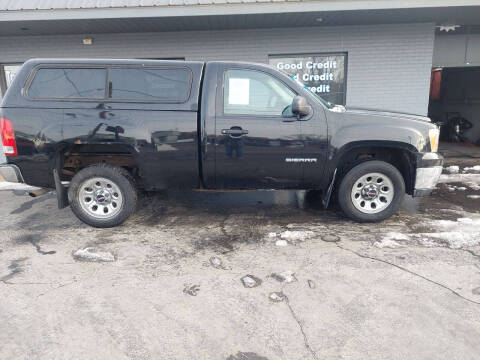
428, 128, 440, 152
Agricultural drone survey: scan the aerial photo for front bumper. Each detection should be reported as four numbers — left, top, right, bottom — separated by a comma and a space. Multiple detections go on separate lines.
0, 163, 24, 183
413, 152, 443, 197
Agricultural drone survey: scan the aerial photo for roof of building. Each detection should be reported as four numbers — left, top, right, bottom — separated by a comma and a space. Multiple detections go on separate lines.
0, 0, 301, 11
0, 0, 479, 37
1, 0, 479, 12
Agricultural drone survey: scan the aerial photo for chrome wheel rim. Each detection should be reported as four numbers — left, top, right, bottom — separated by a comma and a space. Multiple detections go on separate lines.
350, 172, 394, 214
78, 177, 123, 219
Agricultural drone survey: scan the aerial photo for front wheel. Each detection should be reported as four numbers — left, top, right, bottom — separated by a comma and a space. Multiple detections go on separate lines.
68, 164, 137, 228
337, 160, 405, 222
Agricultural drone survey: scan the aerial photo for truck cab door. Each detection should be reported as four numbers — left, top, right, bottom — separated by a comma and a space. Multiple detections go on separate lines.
213, 66, 305, 189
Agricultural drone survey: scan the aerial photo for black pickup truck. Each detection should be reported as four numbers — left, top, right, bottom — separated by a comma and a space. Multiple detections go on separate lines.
0, 59, 443, 227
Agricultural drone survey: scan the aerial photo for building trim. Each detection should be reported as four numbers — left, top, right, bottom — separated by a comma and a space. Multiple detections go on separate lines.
1, 0, 479, 22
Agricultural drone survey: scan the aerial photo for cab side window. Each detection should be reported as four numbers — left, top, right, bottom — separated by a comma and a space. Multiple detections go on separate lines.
224, 69, 295, 116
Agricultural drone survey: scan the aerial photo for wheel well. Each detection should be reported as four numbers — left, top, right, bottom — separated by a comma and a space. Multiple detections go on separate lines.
335, 146, 415, 194
60, 144, 139, 183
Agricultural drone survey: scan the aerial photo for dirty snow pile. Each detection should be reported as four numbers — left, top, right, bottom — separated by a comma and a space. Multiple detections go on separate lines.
0, 181, 40, 191
241, 275, 262, 288
445, 185, 467, 192
374, 232, 410, 248
444, 165, 460, 174
374, 215, 480, 250
464, 165, 480, 173
73, 247, 115, 262
415, 217, 480, 249
271, 270, 297, 283
267, 229, 316, 245
279, 230, 315, 241
444, 164, 480, 174
438, 173, 480, 191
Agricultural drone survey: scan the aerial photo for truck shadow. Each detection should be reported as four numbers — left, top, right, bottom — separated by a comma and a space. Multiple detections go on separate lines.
133, 189, 347, 253
134, 189, 430, 228
135, 189, 339, 225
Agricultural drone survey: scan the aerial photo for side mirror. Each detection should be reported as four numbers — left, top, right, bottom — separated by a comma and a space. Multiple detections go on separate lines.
291, 96, 311, 118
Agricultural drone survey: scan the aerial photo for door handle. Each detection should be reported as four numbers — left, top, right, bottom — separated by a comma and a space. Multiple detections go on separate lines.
221, 128, 249, 136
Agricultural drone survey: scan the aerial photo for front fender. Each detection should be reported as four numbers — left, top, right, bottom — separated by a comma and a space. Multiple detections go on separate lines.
321, 124, 423, 190
330, 123, 426, 157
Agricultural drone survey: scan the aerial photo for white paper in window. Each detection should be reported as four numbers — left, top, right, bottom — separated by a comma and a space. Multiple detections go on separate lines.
228, 78, 250, 105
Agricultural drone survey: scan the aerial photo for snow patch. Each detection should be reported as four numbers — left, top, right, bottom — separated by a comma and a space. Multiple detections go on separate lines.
438, 173, 480, 190
0, 181, 40, 191
444, 165, 460, 174
275, 239, 288, 247
374, 232, 410, 248
467, 195, 480, 199
279, 230, 315, 241
464, 165, 480, 173
416, 217, 480, 249
241, 275, 262, 288
271, 271, 297, 283
457, 217, 473, 223
209, 256, 228, 270
73, 247, 115, 262
269, 291, 286, 302
445, 185, 467, 192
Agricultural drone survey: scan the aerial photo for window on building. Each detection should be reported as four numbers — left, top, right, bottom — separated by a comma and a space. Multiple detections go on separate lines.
224, 69, 296, 116
108, 67, 191, 101
1, 64, 22, 97
269, 53, 347, 105
4, 64, 21, 88
28, 68, 107, 99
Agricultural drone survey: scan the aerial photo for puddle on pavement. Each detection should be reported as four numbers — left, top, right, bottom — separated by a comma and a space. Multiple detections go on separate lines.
0, 257, 28, 283
14, 234, 56, 255
9, 192, 56, 215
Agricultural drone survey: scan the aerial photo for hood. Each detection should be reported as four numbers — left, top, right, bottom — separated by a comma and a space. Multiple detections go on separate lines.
340, 106, 431, 123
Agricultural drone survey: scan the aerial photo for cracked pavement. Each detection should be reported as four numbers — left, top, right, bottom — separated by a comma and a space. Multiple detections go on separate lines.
1, 183, 480, 359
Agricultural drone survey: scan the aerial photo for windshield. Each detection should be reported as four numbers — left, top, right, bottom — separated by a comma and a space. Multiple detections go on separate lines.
309, 91, 335, 109
289, 76, 334, 109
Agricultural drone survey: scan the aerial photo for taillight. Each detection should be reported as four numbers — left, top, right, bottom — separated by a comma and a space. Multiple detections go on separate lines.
0, 117, 18, 156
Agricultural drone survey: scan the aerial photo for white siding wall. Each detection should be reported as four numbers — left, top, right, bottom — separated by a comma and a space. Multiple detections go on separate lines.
433, 33, 480, 67
0, 23, 435, 115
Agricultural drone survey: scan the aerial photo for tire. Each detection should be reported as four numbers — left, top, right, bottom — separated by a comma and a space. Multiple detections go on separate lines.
68, 164, 137, 228
337, 160, 405, 222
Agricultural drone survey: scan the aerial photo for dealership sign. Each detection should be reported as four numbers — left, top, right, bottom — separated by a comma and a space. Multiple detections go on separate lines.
269, 53, 347, 105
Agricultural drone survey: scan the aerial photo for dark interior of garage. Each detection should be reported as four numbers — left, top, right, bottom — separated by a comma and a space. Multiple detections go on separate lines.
429, 66, 480, 148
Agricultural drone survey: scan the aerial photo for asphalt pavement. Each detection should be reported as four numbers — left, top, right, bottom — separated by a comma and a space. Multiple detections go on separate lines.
1, 174, 480, 359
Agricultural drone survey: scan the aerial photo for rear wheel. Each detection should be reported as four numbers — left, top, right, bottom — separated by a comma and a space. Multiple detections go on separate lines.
68, 164, 137, 228
337, 160, 405, 222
